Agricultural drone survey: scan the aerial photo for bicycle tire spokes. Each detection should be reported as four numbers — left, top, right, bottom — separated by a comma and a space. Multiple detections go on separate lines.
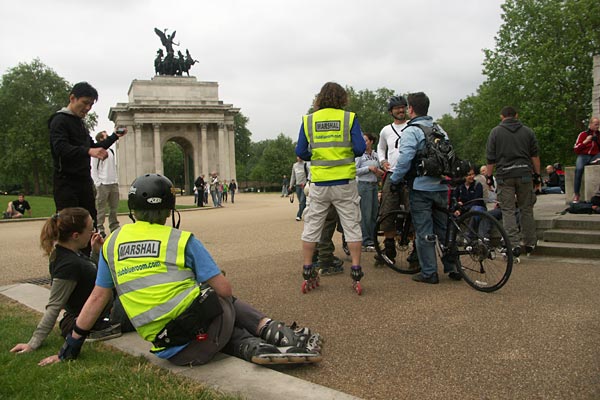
454, 210, 512, 292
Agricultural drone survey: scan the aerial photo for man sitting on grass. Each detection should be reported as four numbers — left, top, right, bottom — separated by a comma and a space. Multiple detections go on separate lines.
4, 193, 31, 219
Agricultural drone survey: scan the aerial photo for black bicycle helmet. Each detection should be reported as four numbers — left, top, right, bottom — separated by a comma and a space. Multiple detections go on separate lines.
387, 95, 407, 111
128, 173, 176, 211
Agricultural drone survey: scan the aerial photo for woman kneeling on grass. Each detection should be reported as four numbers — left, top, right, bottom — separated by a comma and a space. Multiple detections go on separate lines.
10, 207, 121, 354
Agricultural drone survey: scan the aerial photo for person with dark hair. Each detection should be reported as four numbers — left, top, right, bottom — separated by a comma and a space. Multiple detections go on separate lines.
572, 117, 600, 203
289, 157, 309, 221
486, 106, 540, 257
91, 130, 120, 238
355, 132, 384, 251
10, 208, 120, 355
295, 82, 366, 294
229, 179, 237, 204
4, 193, 31, 219
376, 95, 416, 265
38, 174, 322, 367
389, 92, 461, 284
49, 82, 127, 230
194, 174, 205, 207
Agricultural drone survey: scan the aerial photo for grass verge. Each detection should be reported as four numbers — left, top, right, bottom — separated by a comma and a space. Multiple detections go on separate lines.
0, 195, 196, 220
0, 295, 240, 400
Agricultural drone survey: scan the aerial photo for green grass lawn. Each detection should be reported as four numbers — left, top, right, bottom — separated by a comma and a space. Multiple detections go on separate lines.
1, 195, 195, 220
0, 296, 239, 400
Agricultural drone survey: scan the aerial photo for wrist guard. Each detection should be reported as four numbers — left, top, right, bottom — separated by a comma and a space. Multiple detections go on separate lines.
58, 333, 85, 361
533, 173, 542, 185
485, 175, 495, 188
73, 323, 90, 337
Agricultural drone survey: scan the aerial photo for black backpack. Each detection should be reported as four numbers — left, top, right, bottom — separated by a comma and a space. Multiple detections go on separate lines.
405, 122, 469, 180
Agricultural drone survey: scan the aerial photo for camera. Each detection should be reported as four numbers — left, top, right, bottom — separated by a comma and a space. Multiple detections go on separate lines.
116, 127, 126, 134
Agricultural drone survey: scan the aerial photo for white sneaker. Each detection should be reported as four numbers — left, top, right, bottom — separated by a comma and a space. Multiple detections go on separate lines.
295, 217, 301, 221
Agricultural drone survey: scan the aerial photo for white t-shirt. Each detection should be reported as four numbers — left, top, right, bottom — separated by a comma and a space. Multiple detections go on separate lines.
377, 121, 407, 170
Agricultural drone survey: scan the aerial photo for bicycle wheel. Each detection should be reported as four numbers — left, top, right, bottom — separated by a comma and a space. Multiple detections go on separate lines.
453, 210, 512, 292
374, 210, 420, 274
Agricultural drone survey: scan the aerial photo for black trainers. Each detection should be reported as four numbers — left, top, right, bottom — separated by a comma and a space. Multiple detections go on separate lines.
448, 271, 462, 281
513, 246, 521, 258
87, 323, 122, 342
524, 245, 535, 256
412, 272, 439, 284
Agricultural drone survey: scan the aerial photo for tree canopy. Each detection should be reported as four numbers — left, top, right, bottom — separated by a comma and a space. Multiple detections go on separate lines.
448, 0, 600, 167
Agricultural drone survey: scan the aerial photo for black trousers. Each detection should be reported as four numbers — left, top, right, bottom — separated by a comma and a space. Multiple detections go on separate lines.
53, 174, 97, 224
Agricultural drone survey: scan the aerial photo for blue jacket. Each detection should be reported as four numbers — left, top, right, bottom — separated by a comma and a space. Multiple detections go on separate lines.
389, 116, 449, 192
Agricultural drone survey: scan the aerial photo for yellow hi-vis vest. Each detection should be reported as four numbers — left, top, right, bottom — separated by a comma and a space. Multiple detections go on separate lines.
303, 108, 356, 183
103, 221, 197, 349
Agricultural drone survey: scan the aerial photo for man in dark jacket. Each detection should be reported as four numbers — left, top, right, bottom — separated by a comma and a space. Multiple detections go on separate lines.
49, 82, 127, 223
485, 106, 540, 257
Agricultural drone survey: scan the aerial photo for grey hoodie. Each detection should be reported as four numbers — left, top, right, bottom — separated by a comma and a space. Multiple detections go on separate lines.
486, 118, 539, 178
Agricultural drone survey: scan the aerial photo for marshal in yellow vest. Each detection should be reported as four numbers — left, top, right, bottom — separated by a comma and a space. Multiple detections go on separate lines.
303, 108, 356, 182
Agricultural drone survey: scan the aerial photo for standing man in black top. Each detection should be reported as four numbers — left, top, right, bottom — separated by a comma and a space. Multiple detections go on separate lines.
49, 82, 127, 225
194, 174, 206, 207
486, 106, 540, 257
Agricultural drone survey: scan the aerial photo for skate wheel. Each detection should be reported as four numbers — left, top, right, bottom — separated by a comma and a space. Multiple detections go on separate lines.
301, 280, 309, 294
353, 281, 362, 295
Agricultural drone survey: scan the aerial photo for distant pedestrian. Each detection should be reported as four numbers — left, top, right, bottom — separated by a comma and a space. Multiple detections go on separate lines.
194, 174, 205, 207
281, 175, 289, 197
91, 130, 120, 238
229, 179, 237, 203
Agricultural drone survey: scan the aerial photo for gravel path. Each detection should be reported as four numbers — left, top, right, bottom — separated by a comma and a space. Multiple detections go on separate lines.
1, 193, 599, 400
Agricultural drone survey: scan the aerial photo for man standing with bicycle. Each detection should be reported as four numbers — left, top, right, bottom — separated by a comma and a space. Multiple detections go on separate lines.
389, 92, 461, 284
485, 106, 541, 257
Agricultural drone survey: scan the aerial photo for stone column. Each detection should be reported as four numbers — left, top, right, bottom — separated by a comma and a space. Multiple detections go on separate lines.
218, 123, 226, 177
134, 123, 143, 178
193, 124, 201, 181
152, 123, 163, 175
227, 124, 236, 179
201, 124, 208, 175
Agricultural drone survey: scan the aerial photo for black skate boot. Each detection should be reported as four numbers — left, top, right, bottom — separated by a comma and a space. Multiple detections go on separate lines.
317, 256, 344, 276
238, 337, 322, 365
301, 264, 319, 294
260, 320, 323, 353
342, 235, 350, 256
351, 265, 364, 295
374, 237, 397, 266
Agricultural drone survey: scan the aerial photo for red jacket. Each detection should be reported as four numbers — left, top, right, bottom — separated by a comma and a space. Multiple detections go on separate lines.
573, 130, 600, 155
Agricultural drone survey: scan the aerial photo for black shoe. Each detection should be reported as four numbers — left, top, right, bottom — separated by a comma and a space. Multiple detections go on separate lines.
412, 272, 439, 284
448, 271, 462, 281
513, 246, 521, 258
524, 245, 535, 255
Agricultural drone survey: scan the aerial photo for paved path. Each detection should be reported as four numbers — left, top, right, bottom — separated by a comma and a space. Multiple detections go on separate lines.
2, 193, 600, 399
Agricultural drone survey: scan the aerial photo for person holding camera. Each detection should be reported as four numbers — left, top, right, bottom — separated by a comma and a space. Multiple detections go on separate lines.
572, 117, 600, 203
49, 82, 127, 229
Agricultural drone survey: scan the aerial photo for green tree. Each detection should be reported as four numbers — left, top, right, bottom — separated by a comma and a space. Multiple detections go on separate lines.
346, 87, 396, 135
0, 59, 71, 195
234, 112, 252, 182
162, 141, 184, 188
249, 133, 296, 187
449, 0, 600, 167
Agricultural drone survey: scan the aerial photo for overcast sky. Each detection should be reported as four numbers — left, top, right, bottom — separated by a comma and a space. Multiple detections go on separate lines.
0, 0, 505, 142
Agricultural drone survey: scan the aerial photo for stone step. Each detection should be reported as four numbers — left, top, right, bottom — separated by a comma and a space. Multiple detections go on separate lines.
533, 241, 600, 258
543, 229, 600, 244
551, 217, 600, 231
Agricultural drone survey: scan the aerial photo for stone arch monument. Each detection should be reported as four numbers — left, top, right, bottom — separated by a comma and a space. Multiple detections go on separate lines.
109, 76, 239, 196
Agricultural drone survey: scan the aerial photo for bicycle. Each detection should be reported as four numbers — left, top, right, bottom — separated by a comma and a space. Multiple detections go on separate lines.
374, 196, 513, 292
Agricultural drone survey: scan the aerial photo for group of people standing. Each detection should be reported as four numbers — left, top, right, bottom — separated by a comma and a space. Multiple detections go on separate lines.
194, 172, 237, 208
293, 82, 547, 289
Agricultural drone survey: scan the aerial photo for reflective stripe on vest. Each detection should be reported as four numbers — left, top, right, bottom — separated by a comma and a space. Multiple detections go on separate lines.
104, 222, 198, 339
303, 108, 356, 181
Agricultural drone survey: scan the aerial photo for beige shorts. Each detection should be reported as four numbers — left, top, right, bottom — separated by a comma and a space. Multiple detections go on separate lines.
301, 180, 362, 243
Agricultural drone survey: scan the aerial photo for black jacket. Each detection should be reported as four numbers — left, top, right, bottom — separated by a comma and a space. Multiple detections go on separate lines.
48, 109, 118, 178
486, 118, 539, 178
